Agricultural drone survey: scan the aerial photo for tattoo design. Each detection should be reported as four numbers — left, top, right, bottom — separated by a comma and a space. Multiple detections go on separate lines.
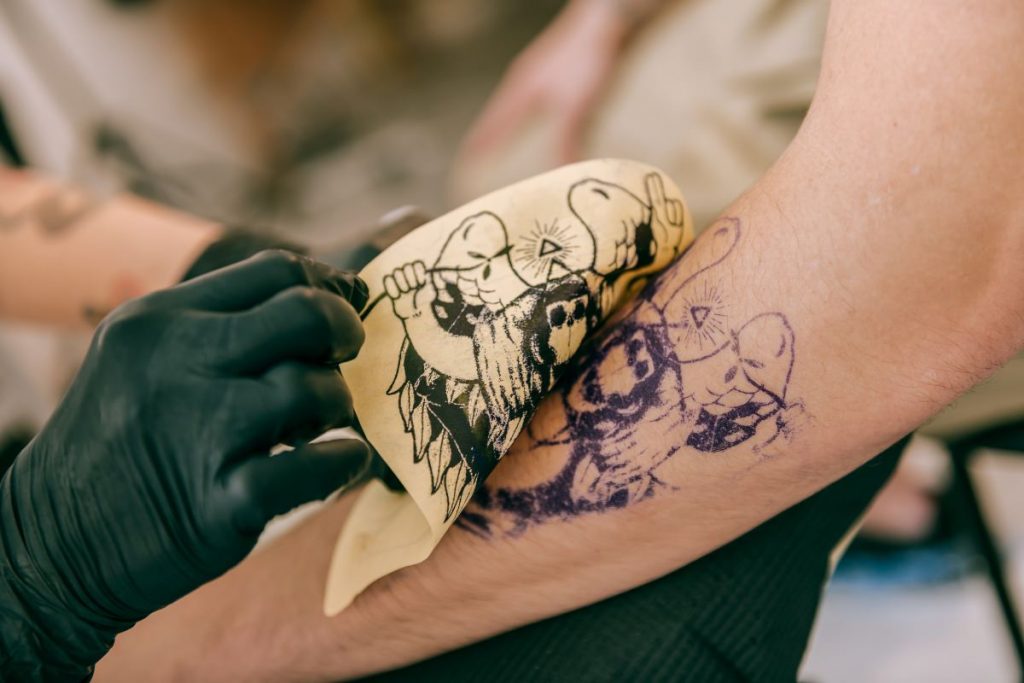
458, 218, 805, 536
0, 185, 98, 236
380, 174, 687, 520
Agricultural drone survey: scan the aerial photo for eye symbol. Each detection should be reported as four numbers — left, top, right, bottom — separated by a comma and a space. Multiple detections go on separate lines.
591, 188, 610, 199
483, 263, 491, 279
548, 305, 567, 326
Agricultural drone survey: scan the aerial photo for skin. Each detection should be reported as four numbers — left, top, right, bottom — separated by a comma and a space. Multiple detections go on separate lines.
458, 0, 639, 164
0, 168, 220, 328
98, 0, 1024, 680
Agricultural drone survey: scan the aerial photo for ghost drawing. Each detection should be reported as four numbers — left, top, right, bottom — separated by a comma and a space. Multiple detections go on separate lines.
566, 220, 796, 508
567, 172, 688, 311
385, 212, 593, 520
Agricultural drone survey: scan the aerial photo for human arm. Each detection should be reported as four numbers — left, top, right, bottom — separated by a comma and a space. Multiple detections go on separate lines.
459, 0, 671, 165
0, 168, 220, 326
0, 252, 372, 681
97, 1, 1024, 679
0, 168, 314, 328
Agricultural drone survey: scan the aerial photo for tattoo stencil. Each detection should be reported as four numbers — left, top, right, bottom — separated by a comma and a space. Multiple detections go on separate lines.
458, 219, 804, 536
379, 174, 688, 521
324, 161, 694, 617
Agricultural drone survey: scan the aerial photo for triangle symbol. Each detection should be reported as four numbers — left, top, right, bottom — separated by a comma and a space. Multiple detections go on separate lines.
690, 306, 711, 328
539, 238, 563, 257
547, 259, 571, 279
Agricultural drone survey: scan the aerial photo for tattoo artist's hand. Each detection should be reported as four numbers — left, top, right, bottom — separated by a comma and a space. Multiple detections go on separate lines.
458, 0, 631, 164
0, 251, 370, 681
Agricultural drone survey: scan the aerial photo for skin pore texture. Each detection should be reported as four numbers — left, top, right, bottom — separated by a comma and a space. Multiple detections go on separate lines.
97, 1, 1024, 680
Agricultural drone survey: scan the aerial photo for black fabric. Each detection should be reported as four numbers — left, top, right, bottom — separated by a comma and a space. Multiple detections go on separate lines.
365, 437, 909, 683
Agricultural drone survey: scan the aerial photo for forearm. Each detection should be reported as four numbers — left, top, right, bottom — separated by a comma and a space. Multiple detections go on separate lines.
0, 168, 220, 327
100, 1, 1024, 679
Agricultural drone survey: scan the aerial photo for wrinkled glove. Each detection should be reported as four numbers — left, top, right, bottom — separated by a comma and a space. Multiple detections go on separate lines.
0, 250, 370, 681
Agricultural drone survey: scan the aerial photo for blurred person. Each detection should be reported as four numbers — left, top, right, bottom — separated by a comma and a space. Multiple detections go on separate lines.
0, 0, 426, 332
0, 0, 422, 236
454, 0, 826, 231
92, 1, 1024, 681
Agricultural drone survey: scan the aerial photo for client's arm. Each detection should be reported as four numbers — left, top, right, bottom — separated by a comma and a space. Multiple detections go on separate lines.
98, 1, 1024, 680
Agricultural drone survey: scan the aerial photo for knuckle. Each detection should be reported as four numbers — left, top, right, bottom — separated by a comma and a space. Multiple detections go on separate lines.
288, 286, 331, 323
265, 362, 308, 399
95, 300, 166, 353
296, 288, 339, 339
335, 394, 356, 425
224, 469, 267, 529
260, 248, 308, 283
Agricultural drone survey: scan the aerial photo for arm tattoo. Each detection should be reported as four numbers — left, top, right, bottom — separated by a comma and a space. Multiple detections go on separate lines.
0, 184, 99, 236
457, 218, 806, 536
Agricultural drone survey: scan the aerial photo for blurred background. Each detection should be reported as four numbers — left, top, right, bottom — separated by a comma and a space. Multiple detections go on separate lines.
2, 1, 1023, 680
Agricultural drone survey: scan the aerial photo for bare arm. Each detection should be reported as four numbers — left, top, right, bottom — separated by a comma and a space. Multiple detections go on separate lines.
0, 168, 220, 327
98, 1, 1024, 679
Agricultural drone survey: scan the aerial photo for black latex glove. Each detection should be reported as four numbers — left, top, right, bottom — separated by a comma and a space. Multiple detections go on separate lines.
0, 250, 370, 681
180, 227, 309, 282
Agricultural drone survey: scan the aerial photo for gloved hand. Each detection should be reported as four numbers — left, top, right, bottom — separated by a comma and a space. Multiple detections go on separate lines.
0, 250, 370, 681
180, 227, 309, 282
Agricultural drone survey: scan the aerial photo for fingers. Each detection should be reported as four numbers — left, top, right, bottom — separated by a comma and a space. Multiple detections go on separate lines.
384, 273, 400, 299
646, 173, 686, 229
665, 197, 685, 227
203, 285, 364, 374
264, 363, 355, 442
410, 261, 427, 287
221, 439, 370, 536
163, 249, 369, 314
645, 173, 667, 213
227, 362, 356, 454
384, 262, 427, 298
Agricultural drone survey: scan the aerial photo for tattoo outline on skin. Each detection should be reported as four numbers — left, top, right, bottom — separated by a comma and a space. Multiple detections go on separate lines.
0, 185, 99, 236
457, 218, 806, 536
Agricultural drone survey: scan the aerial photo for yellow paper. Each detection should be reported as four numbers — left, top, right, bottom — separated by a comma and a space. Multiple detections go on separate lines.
325, 159, 693, 615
